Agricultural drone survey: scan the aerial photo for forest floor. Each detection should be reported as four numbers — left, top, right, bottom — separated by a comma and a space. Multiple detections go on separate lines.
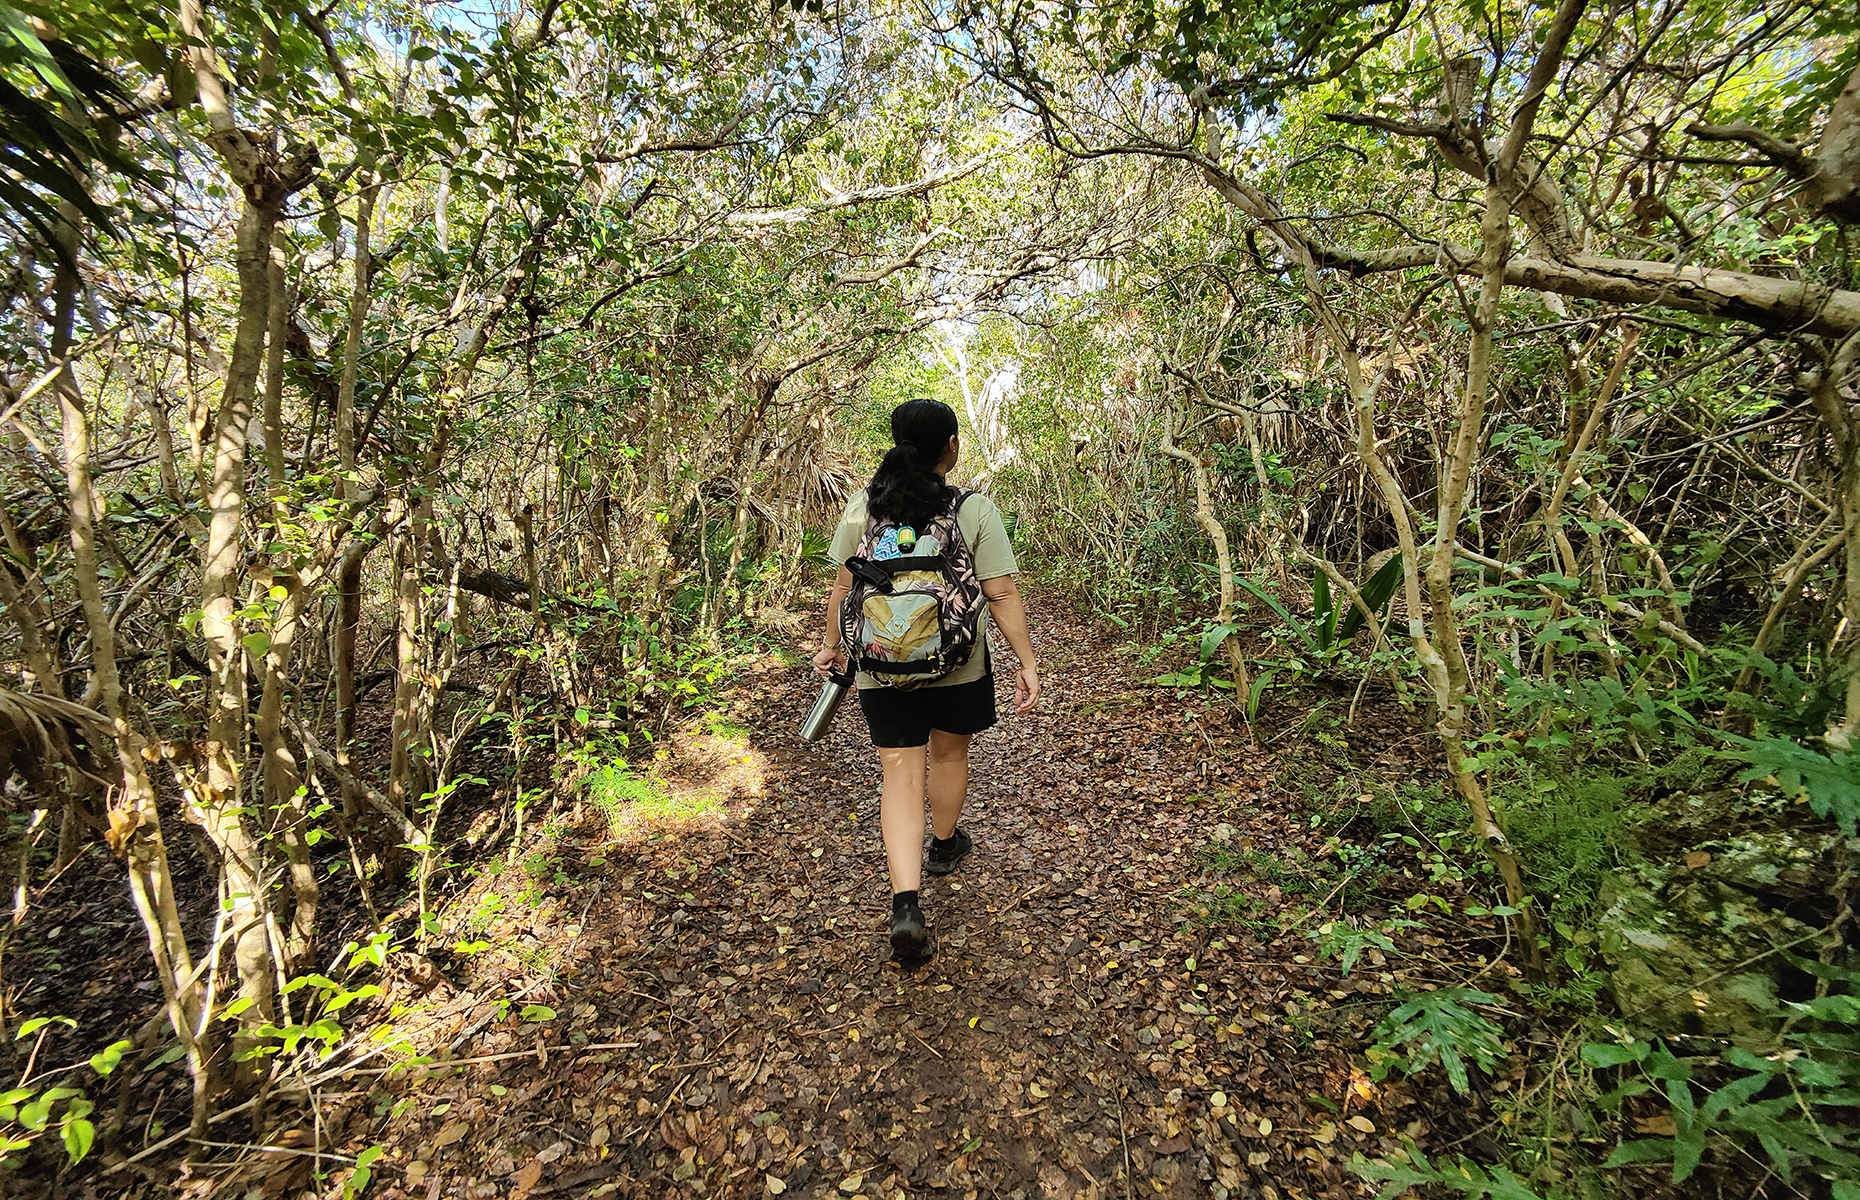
41, 601, 1536, 1200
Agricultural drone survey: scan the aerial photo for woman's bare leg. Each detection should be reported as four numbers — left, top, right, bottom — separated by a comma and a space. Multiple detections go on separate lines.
877, 744, 927, 894
926, 729, 973, 839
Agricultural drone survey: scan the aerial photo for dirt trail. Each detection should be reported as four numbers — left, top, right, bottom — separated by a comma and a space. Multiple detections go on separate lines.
362, 610, 1395, 1200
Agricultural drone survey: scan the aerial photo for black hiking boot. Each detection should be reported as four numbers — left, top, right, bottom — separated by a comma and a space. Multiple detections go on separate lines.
890, 891, 932, 966
926, 827, 972, 876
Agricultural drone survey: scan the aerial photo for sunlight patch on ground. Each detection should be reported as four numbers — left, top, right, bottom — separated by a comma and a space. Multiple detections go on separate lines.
586, 704, 772, 842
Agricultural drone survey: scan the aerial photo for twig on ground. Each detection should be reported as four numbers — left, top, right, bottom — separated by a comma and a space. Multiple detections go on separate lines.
1116, 1087, 1134, 1200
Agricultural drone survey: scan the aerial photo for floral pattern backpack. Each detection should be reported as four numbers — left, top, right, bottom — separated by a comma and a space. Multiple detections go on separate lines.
838, 490, 985, 689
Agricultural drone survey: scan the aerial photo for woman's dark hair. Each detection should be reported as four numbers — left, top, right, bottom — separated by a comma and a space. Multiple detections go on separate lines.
868, 398, 958, 528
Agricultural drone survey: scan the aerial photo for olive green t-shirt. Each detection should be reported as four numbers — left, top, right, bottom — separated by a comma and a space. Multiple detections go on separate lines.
829, 489, 1018, 689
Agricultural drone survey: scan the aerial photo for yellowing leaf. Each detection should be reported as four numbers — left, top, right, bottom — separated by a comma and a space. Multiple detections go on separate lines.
1312, 1123, 1337, 1144
1258, 1118, 1273, 1136
1347, 1115, 1376, 1133
1028, 1084, 1049, 1099
847, 1028, 859, 1042
766, 1176, 786, 1195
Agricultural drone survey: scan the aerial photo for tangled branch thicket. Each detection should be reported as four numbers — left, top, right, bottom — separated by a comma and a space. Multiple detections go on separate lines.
2, 0, 1859, 1193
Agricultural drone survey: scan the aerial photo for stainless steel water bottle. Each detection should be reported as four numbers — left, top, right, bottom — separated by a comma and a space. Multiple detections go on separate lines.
799, 666, 855, 741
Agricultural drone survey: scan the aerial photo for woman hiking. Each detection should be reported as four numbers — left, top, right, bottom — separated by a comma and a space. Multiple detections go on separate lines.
812, 398, 1041, 965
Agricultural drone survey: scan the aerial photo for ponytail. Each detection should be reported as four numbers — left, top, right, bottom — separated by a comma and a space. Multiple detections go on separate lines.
868, 399, 958, 529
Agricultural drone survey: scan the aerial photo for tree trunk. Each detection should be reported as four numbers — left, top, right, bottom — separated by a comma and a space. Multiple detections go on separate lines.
1806, 330, 1860, 747
178, 0, 320, 1078
47, 210, 207, 1135
196, 188, 284, 1076
1160, 406, 1251, 699
255, 223, 316, 970
1424, 168, 1544, 978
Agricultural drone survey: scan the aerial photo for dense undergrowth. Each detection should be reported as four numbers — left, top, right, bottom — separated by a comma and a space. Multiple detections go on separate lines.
1080, 547, 1860, 1198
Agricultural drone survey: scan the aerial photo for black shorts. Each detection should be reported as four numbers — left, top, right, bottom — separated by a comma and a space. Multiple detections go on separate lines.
857, 671, 998, 747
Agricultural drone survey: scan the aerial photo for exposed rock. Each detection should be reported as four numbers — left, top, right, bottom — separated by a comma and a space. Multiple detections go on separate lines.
1598, 806, 1850, 1045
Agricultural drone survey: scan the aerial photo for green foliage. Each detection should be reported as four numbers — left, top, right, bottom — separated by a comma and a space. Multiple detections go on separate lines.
1368, 989, 1508, 1095
1353, 1148, 1548, 1200
1494, 767, 1629, 951
0, 1014, 103, 1168
1149, 620, 1240, 690
1310, 917, 1422, 974
1336, 555, 1403, 642
584, 761, 717, 834
1725, 733, 1860, 835
345, 1144, 386, 1200
1586, 1023, 1860, 1190
1233, 557, 1401, 675
0, 3, 145, 253
0, 1082, 93, 1167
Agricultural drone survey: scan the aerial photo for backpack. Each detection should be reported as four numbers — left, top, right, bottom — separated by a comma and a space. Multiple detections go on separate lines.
838, 490, 986, 689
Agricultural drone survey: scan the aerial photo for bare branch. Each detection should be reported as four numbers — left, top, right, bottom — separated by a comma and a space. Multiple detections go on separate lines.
1687, 121, 1814, 180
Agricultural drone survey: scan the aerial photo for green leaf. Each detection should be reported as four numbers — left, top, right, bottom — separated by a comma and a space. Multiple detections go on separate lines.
1246, 669, 1276, 723
1312, 568, 1335, 651
1672, 1121, 1705, 1183
1235, 576, 1317, 654
88, 1039, 134, 1077
1198, 622, 1238, 663
16, 1016, 75, 1039
1580, 1041, 1648, 1068
1727, 734, 1860, 834
1368, 989, 1506, 1095
1603, 1138, 1674, 1166
519, 1004, 557, 1023
242, 631, 271, 659
1339, 554, 1404, 641
62, 1117, 93, 1163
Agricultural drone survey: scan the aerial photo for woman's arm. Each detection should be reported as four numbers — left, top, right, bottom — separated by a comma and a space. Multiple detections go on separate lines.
981, 574, 1040, 714
812, 565, 854, 674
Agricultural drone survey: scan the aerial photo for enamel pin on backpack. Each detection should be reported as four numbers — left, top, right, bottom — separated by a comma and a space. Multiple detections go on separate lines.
838, 490, 985, 689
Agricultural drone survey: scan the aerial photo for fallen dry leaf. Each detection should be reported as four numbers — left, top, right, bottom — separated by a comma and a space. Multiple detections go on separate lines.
514, 1160, 543, 1193
431, 1120, 469, 1149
